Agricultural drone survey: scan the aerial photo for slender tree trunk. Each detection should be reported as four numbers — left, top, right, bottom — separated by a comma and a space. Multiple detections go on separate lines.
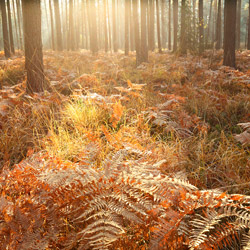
1, 0, 11, 58
44, 0, 51, 49
236, 0, 241, 49
125, 0, 129, 55
16, 0, 23, 50
168, 0, 171, 50
22, 0, 44, 93
223, 0, 236, 68
215, 0, 221, 49
193, 0, 196, 43
108, 0, 112, 51
149, 0, 155, 51
54, 0, 63, 50
206, 0, 213, 48
74, 0, 78, 50
161, 0, 166, 48
248, 0, 250, 50
141, 0, 148, 62
69, 0, 75, 50
129, 0, 134, 51
12, 0, 20, 50
88, 0, 98, 54
173, 0, 178, 51
198, 0, 204, 53
212, 0, 217, 46
83, 0, 89, 50
156, 0, 162, 53
7, 0, 15, 54
112, 0, 117, 52
133, 0, 141, 65
104, 0, 108, 52
180, 0, 187, 54
48, 0, 55, 50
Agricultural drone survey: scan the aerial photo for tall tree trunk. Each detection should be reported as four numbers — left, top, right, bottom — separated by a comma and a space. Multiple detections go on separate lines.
108, 0, 112, 51
133, 0, 141, 65
69, 0, 75, 50
125, 0, 129, 55
112, 0, 117, 52
7, 0, 15, 54
1, 0, 11, 58
104, 0, 108, 52
54, 0, 63, 50
48, 0, 55, 50
212, 0, 217, 46
173, 0, 178, 51
215, 0, 221, 49
88, 0, 98, 54
16, 0, 23, 50
248, 0, 250, 50
156, 0, 162, 53
168, 0, 171, 50
223, 0, 236, 68
236, 0, 241, 49
83, 0, 89, 50
198, 0, 204, 53
141, 0, 148, 62
149, 0, 155, 51
22, 0, 44, 93
129, 0, 134, 51
161, 0, 166, 48
193, 0, 196, 43
44, 0, 51, 49
12, 0, 20, 50
206, 0, 213, 48
180, 0, 187, 54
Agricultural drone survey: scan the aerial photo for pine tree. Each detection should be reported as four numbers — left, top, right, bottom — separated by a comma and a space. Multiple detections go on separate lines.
223, 0, 236, 67
22, 0, 45, 93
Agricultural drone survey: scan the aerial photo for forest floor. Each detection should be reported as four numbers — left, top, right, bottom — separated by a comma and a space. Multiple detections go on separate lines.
0, 50, 250, 249
0, 49, 249, 194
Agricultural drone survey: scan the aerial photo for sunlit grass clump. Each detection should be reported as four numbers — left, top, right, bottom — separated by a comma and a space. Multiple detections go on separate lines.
43, 98, 109, 161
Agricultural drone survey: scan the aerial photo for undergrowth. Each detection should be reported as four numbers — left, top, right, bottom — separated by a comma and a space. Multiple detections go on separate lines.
0, 50, 249, 249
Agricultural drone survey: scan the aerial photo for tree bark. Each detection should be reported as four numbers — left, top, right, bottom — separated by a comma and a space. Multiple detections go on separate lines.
248, 0, 250, 50
193, 0, 196, 43
87, 0, 98, 54
54, 0, 63, 50
236, 0, 241, 49
48, 0, 55, 50
16, 0, 23, 50
173, 0, 178, 51
7, 0, 15, 54
125, 0, 129, 55
22, 0, 44, 93
156, 0, 162, 53
1, 0, 11, 58
198, 0, 204, 53
69, 0, 75, 50
133, 0, 141, 65
223, 0, 236, 68
215, 0, 221, 49
168, 0, 171, 50
104, 0, 108, 52
161, 0, 166, 48
180, 0, 187, 54
129, 0, 134, 51
149, 0, 155, 51
112, 0, 117, 52
12, 0, 20, 50
206, 0, 213, 48
140, 0, 148, 62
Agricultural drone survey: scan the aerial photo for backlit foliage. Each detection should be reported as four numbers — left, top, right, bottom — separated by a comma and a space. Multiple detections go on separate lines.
0, 51, 249, 249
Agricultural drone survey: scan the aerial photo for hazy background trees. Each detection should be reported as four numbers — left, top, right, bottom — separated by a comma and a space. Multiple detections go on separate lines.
0, 0, 250, 91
